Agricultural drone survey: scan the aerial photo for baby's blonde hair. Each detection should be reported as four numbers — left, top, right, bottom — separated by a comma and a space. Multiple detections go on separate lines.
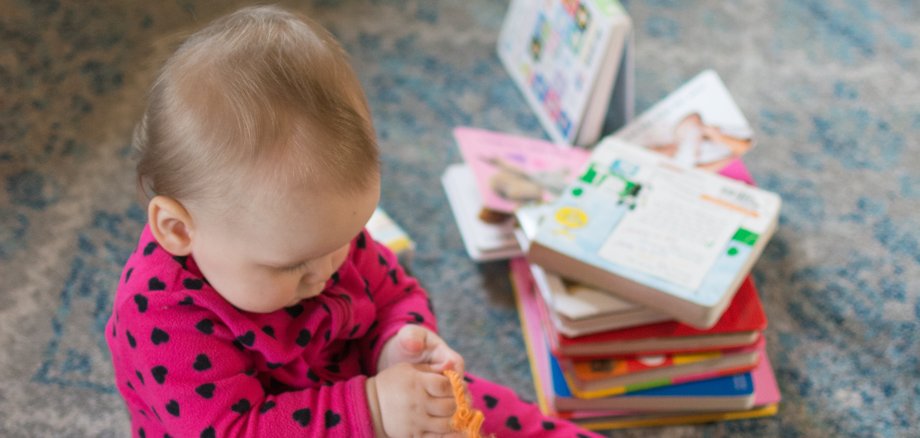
135, 5, 378, 208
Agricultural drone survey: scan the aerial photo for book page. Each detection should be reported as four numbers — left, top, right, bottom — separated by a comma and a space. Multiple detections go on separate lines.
597, 187, 741, 291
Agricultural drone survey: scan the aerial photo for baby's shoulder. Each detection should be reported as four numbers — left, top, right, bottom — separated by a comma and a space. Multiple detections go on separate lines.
114, 235, 228, 324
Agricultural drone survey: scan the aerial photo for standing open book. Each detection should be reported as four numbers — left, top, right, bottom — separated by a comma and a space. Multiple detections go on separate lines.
497, 0, 634, 146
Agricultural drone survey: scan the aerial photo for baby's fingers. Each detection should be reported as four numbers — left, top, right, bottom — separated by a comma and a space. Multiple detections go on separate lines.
412, 415, 456, 436
425, 396, 458, 417
423, 373, 453, 398
432, 347, 465, 375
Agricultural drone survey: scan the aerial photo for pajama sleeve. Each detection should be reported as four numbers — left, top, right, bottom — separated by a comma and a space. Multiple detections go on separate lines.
113, 292, 375, 438
351, 229, 438, 374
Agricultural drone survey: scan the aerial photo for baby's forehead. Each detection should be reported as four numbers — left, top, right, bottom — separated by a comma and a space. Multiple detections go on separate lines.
213, 176, 379, 260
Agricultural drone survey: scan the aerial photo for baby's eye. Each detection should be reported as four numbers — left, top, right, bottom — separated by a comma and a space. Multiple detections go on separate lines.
280, 261, 308, 273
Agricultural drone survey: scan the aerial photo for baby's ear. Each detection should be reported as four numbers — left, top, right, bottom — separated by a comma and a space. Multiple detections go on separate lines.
147, 196, 194, 256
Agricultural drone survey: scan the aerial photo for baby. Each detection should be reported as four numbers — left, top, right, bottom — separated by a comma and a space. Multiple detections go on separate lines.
105, 6, 603, 437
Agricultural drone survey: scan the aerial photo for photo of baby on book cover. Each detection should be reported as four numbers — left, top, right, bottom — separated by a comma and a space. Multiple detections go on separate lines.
614, 70, 755, 173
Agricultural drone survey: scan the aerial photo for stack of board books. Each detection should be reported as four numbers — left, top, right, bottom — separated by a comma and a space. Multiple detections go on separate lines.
510, 257, 781, 429
442, 69, 783, 429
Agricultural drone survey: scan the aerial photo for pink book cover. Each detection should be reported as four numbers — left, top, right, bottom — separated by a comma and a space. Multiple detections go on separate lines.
453, 127, 590, 214
510, 257, 780, 420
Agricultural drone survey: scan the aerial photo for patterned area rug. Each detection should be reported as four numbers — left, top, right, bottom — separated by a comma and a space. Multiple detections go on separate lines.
1, 1, 917, 436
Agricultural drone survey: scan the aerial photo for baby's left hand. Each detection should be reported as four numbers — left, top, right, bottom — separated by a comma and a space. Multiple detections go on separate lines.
377, 325, 465, 376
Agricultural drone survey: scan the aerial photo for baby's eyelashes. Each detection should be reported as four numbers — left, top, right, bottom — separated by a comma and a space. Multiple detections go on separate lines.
279, 260, 309, 273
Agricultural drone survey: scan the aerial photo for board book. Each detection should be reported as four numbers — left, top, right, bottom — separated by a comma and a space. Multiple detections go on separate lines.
441, 164, 522, 261
510, 258, 780, 428
512, 157, 760, 337
550, 351, 756, 411
561, 339, 762, 399
614, 69, 754, 173
526, 138, 781, 328
529, 262, 671, 337
453, 126, 590, 214
513, 204, 670, 336
497, 0, 634, 146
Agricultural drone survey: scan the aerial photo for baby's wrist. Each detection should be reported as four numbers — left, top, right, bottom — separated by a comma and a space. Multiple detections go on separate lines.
365, 377, 386, 438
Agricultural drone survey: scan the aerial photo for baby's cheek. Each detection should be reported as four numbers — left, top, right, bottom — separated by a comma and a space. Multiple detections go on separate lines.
222, 274, 291, 313
333, 245, 350, 269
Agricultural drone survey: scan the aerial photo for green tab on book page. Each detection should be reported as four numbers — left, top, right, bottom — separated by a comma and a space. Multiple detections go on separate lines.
580, 163, 599, 184
732, 228, 759, 246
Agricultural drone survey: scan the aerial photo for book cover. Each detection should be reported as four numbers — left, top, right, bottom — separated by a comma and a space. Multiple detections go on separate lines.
527, 139, 781, 328
551, 351, 757, 411
614, 69, 755, 173
562, 339, 761, 399
453, 127, 589, 214
497, 0, 633, 145
441, 164, 522, 261
510, 258, 780, 428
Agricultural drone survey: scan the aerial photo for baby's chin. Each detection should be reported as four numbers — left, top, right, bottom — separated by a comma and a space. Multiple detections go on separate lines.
229, 290, 323, 314
285, 283, 326, 307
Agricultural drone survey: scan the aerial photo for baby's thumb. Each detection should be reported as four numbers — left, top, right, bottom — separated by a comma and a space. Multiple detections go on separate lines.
397, 325, 427, 355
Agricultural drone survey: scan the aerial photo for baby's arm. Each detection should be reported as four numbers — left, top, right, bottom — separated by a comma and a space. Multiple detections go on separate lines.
351, 229, 443, 374
113, 297, 375, 437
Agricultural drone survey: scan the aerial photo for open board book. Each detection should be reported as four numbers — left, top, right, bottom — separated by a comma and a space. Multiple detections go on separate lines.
510, 258, 780, 429
525, 138, 781, 329
614, 69, 756, 173
497, 0, 634, 146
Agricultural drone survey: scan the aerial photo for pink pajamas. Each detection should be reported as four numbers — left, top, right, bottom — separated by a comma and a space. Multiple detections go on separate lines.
106, 227, 602, 437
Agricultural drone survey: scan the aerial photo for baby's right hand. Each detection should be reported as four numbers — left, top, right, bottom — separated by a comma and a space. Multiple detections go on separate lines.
369, 362, 462, 438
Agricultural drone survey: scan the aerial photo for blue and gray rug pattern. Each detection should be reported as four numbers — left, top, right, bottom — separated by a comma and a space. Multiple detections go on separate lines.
1, 1, 917, 436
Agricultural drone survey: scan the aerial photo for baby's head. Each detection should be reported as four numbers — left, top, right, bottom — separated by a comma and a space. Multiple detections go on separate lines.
136, 6, 380, 313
